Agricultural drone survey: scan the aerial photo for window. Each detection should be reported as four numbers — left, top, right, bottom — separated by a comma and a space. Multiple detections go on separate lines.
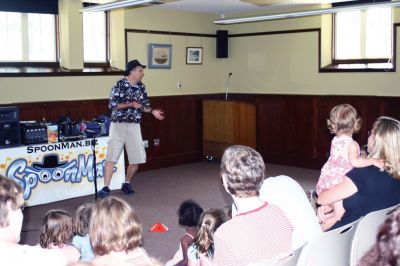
28, 13, 56, 61
334, 7, 392, 61
0, 12, 56, 62
0, 12, 22, 61
83, 12, 107, 63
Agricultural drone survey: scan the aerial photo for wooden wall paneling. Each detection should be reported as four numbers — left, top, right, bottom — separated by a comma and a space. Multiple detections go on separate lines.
4, 94, 400, 172
17, 100, 110, 122
256, 95, 316, 168
236, 102, 256, 148
382, 97, 400, 121
17, 102, 46, 121
202, 100, 256, 159
140, 95, 203, 170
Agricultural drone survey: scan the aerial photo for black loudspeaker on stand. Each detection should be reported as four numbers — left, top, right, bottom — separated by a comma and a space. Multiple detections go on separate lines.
216, 30, 228, 58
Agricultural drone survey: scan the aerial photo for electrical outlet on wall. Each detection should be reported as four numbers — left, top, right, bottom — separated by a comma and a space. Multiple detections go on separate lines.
143, 140, 149, 148
154, 139, 160, 146
177, 82, 182, 89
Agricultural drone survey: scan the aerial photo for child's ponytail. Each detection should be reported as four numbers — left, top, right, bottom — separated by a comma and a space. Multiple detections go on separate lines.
192, 209, 229, 259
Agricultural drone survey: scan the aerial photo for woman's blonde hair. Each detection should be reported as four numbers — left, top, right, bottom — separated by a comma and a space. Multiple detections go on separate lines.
40, 210, 73, 248
327, 104, 362, 134
368, 116, 400, 179
89, 197, 142, 256
0, 175, 24, 228
73, 203, 94, 237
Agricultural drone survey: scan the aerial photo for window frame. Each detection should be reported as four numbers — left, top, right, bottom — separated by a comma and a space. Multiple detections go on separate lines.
0, 12, 59, 66
0, 11, 120, 76
326, 8, 394, 71
83, 11, 110, 67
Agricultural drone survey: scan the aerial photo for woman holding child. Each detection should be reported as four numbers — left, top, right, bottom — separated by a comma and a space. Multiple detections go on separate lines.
318, 116, 400, 230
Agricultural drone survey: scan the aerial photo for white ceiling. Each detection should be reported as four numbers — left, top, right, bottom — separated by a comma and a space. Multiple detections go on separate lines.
84, 0, 358, 15
158, 0, 355, 15
159, 0, 275, 15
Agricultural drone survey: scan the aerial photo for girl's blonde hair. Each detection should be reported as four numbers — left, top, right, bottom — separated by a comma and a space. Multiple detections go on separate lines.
72, 203, 94, 237
89, 197, 142, 256
368, 116, 400, 179
40, 210, 73, 248
192, 209, 228, 259
327, 104, 362, 134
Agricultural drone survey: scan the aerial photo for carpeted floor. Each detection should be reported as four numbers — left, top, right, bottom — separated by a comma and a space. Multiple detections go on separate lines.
20, 161, 319, 263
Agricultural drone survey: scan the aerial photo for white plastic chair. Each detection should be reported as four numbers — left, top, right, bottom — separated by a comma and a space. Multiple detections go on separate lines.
245, 245, 304, 266
277, 245, 304, 266
305, 218, 360, 266
349, 204, 400, 266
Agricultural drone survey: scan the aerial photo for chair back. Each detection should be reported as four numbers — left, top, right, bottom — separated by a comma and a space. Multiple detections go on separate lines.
277, 245, 303, 266
306, 218, 360, 266
246, 245, 303, 266
350, 204, 399, 266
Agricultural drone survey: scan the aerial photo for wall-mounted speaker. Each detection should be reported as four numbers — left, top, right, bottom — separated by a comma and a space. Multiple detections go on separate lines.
216, 30, 228, 58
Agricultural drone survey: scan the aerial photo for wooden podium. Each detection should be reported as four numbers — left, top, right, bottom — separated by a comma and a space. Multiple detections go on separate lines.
203, 100, 256, 159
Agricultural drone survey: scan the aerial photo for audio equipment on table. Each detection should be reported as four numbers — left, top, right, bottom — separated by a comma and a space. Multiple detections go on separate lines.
20, 121, 48, 145
0, 106, 20, 148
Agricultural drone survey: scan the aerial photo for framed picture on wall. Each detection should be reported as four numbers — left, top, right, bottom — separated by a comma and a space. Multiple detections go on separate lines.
148, 43, 172, 69
186, 47, 203, 65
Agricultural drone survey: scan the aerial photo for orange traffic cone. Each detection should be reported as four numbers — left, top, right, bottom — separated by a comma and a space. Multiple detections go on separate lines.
149, 222, 168, 233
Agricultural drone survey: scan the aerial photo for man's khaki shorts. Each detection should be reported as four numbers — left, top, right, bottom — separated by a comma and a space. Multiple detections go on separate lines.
106, 122, 146, 164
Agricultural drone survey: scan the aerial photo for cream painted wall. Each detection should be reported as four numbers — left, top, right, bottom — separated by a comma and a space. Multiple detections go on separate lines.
0, 7, 222, 104
221, 6, 400, 96
1, 4, 400, 105
227, 28, 400, 96
126, 33, 223, 95
110, 9, 125, 70
123, 6, 224, 96
0, 76, 119, 104
124, 6, 219, 33
222, 4, 325, 34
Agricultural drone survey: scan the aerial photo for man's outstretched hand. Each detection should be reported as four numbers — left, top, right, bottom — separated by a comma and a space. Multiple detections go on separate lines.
152, 109, 165, 120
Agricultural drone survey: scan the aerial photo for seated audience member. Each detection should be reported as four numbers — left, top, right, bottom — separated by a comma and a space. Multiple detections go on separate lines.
166, 199, 203, 266
358, 210, 400, 266
318, 116, 400, 231
214, 145, 293, 266
40, 210, 81, 264
90, 197, 154, 266
188, 209, 228, 266
72, 203, 95, 262
0, 175, 67, 266
232, 175, 322, 250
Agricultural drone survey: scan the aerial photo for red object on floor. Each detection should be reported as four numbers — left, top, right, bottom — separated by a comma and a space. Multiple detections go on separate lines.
149, 222, 168, 233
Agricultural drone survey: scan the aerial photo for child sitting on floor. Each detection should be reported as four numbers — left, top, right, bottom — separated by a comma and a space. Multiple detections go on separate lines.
188, 209, 228, 266
72, 203, 95, 262
40, 209, 80, 264
166, 199, 204, 266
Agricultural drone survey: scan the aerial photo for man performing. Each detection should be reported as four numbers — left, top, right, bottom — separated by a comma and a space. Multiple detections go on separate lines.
98, 59, 165, 198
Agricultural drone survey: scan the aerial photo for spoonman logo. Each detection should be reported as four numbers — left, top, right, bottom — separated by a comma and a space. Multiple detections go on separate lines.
5, 153, 111, 200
